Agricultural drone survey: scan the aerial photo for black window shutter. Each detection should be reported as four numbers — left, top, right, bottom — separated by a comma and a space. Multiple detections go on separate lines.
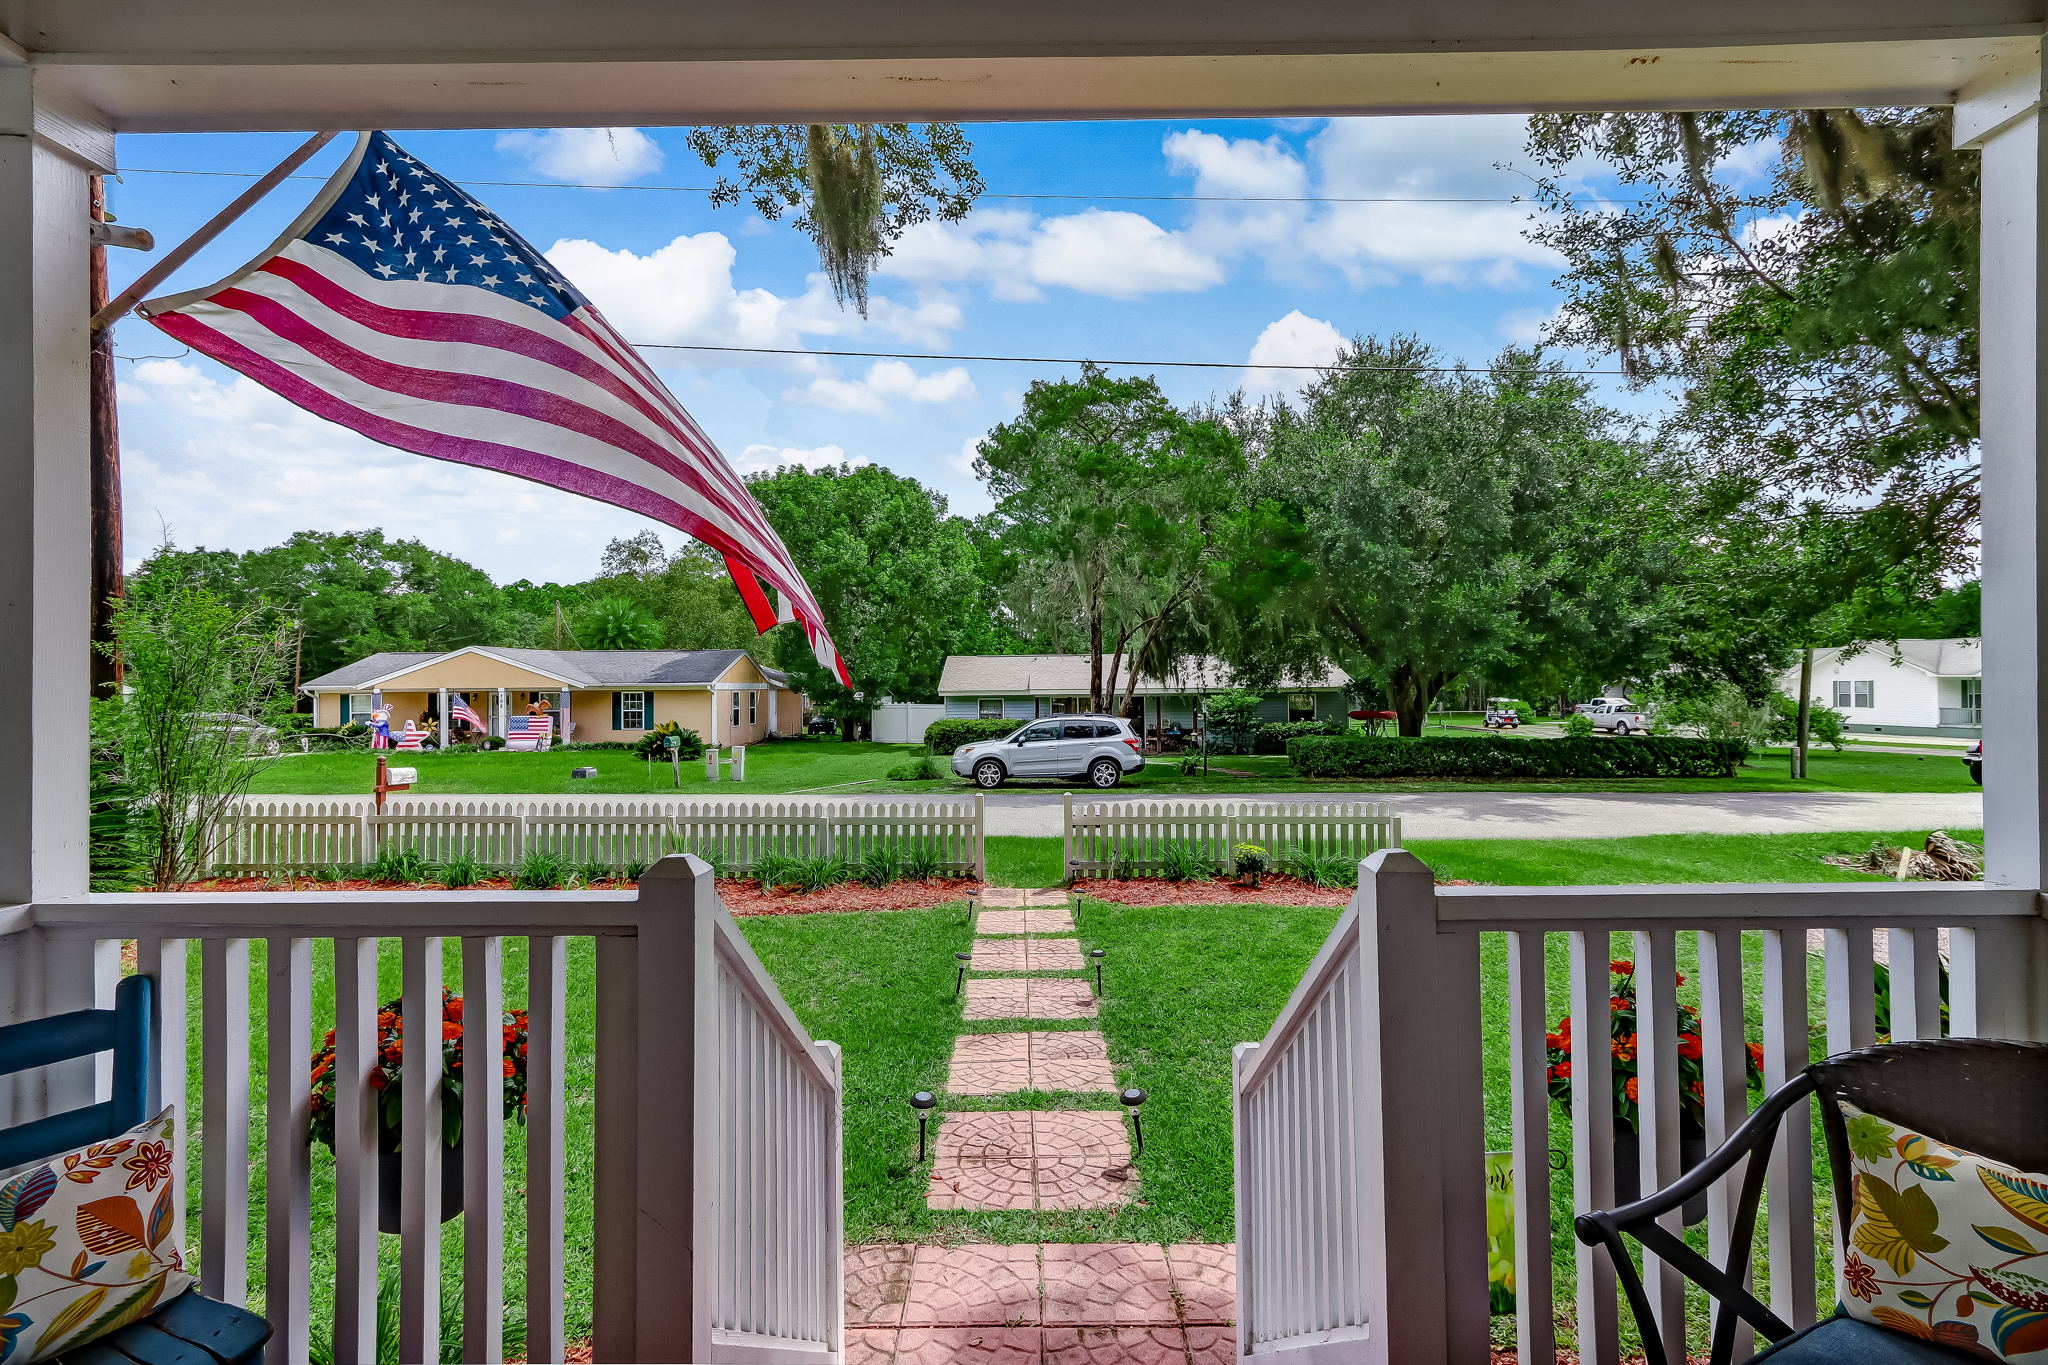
612, 692, 623, 730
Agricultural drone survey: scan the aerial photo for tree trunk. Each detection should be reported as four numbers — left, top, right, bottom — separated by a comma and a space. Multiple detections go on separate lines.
840, 715, 857, 743
1793, 647, 1814, 779
1388, 667, 1431, 737
89, 174, 124, 696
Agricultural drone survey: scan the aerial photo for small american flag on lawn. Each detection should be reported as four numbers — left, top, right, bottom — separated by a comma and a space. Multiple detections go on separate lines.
448, 697, 487, 733
141, 131, 850, 685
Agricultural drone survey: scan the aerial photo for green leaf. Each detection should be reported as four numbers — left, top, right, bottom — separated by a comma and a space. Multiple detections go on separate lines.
1846, 1112, 1897, 1163
1853, 1174, 1949, 1275
1899, 1290, 1937, 1309
0, 1277, 15, 1315
1975, 1225, 2040, 1257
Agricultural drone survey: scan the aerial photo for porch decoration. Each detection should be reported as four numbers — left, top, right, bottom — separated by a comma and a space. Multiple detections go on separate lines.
307, 990, 529, 1231
1232, 842, 1269, 887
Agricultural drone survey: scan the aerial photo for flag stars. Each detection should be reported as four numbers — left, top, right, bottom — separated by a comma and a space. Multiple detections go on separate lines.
373, 262, 398, 277
468, 254, 489, 267
323, 232, 347, 244
455, 234, 477, 246
345, 212, 368, 226
480, 275, 501, 287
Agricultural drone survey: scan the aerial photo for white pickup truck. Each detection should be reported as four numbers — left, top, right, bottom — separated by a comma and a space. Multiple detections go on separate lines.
1580, 700, 1652, 735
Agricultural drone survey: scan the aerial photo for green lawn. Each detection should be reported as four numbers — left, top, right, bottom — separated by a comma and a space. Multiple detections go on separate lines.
246, 736, 1978, 799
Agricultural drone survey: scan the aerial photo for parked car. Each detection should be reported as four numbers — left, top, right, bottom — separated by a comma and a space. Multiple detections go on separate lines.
1582, 700, 1652, 735
1965, 740, 1983, 785
950, 714, 1145, 789
1482, 698, 1523, 729
189, 711, 282, 755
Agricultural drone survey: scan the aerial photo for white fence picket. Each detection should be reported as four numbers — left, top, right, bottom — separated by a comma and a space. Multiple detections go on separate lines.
1065, 797, 1400, 878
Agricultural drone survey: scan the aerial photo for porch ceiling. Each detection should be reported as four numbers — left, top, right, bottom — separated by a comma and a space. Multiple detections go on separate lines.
3, 2, 2039, 131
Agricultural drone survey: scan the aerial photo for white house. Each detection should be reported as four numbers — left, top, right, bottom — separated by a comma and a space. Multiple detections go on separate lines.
1789, 638, 1982, 736
937, 653, 1355, 740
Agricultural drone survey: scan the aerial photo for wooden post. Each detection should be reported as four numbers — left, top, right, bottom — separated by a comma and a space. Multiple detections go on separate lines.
87, 173, 123, 696
1792, 647, 1813, 779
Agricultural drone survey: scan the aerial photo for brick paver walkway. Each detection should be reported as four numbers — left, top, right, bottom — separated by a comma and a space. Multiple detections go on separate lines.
852, 886, 1235, 1362
845, 1242, 1237, 1364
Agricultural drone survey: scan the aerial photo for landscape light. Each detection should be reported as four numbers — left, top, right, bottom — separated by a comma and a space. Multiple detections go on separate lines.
1090, 947, 1107, 996
954, 950, 972, 997
909, 1091, 938, 1164
1120, 1087, 1148, 1155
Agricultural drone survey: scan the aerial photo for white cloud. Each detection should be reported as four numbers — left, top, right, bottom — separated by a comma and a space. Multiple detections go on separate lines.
785, 360, 975, 416
879, 206, 1220, 301
1243, 311, 1346, 397
731, 442, 866, 476
494, 128, 663, 186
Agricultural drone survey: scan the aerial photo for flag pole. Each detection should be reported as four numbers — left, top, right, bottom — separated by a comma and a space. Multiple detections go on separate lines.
90, 129, 343, 333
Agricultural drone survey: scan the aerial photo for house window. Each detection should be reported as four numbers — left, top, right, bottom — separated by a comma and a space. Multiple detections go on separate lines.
342, 692, 375, 724
1833, 681, 1874, 709
979, 698, 1005, 720
731, 693, 742, 728
616, 691, 649, 730
1962, 678, 1983, 711
1289, 692, 1316, 722
748, 691, 758, 725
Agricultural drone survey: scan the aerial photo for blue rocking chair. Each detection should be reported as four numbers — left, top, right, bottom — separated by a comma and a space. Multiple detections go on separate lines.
0, 974, 272, 1365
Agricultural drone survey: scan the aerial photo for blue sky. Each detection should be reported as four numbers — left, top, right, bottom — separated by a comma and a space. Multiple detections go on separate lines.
107, 116, 1659, 583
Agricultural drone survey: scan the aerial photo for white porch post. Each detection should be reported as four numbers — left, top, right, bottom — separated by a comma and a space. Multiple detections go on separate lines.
496, 686, 508, 739
437, 687, 448, 743
0, 72, 100, 905
1960, 62, 2048, 1038
710, 686, 721, 747
768, 688, 778, 736
559, 687, 571, 740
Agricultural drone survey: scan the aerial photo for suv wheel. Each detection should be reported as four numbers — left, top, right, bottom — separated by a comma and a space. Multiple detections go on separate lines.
1088, 757, 1122, 789
973, 758, 1007, 789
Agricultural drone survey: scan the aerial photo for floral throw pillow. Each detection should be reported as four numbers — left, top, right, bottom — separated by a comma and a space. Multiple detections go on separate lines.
0, 1108, 193, 1363
1838, 1101, 2048, 1360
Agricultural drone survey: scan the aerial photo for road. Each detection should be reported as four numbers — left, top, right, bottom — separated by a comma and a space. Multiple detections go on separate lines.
328, 787, 1985, 840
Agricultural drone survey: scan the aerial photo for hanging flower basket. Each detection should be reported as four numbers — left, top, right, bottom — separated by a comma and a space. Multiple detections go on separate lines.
308, 989, 529, 1231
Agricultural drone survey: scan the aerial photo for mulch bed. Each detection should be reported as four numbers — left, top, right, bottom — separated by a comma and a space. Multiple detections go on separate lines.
1073, 874, 1356, 907
171, 873, 985, 916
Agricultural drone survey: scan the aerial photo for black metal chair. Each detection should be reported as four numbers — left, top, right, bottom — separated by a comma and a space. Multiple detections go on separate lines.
1575, 1038, 2048, 1364
0, 974, 272, 1365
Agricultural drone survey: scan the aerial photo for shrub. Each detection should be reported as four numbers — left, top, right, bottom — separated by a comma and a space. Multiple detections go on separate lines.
752, 850, 800, 893
620, 859, 648, 884
481, 735, 507, 750
562, 740, 637, 752
437, 851, 485, 889
1158, 840, 1219, 882
1200, 689, 1264, 752
924, 718, 1020, 755
787, 852, 852, 892
1561, 711, 1595, 739
632, 720, 705, 761
1766, 691, 1847, 750
887, 748, 945, 781
1281, 847, 1357, 888
854, 843, 900, 887
1251, 718, 1349, 754
512, 848, 571, 890
899, 843, 946, 881
664, 835, 731, 876
366, 842, 431, 884
574, 858, 614, 886
1232, 842, 1269, 877
1286, 734, 1746, 780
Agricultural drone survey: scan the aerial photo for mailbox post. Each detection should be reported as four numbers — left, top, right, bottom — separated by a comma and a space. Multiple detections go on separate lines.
372, 754, 416, 852
664, 731, 681, 788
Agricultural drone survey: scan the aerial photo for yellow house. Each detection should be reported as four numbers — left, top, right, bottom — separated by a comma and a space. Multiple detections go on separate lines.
300, 646, 806, 746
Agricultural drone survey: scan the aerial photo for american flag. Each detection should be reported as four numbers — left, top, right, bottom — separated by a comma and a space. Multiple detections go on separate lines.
448, 697, 487, 733
141, 131, 851, 686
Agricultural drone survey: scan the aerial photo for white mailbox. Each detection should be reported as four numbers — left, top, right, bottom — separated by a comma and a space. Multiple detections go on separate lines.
386, 766, 418, 786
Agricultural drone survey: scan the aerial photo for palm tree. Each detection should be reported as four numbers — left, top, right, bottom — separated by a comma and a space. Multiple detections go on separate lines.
578, 596, 662, 650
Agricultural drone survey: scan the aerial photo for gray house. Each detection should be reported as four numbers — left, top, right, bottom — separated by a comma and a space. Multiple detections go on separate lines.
937, 654, 1355, 738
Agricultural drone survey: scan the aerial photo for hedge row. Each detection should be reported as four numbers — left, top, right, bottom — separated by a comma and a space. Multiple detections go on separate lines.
924, 717, 1022, 755
1251, 718, 1351, 754
1286, 734, 1746, 779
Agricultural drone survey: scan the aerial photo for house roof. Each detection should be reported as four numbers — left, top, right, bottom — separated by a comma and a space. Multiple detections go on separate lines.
303, 647, 781, 691
1812, 637, 1982, 679
937, 654, 1351, 696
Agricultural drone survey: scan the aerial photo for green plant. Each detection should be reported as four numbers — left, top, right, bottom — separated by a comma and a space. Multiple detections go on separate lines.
1158, 840, 1218, 883
854, 843, 900, 887
1178, 755, 1205, 777
1250, 719, 1349, 754
1232, 842, 1269, 878
663, 835, 731, 875
1561, 711, 1596, 738
886, 746, 946, 781
574, 858, 615, 887
437, 851, 485, 889
620, 859, 648, 884
309, 988, 528, 1151
1287, 734, 1747, 780
1281, 847, 1357, 888
898, 843, 946, 881
752, 850, 800, 893
1873, 958, 1950, 1040
88, 699, 148, 892
512, 848, 571, 890
1547, 959, 1765, 1130
1767, 691, 1848, 751
1200, 689, 1264, 752
481, 735, 507, 751
303, 863, 340, 885
923, 718, 1020, 755
366, 842, 432, 884
789, 852, 853, 892
632, 719, 705, 761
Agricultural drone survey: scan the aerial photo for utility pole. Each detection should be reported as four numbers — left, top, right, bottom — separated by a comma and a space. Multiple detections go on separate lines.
1792, 647, 1814, 779
88, 175, 124, 696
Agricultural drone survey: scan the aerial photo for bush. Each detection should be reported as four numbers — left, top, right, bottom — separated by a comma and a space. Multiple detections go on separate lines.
854, 843, 900, 887
512, 848, 571, 889
574, 858, 614, 886
366, 842, 431, 884
437, 852, 485, 889
1251, 718, 1350, 754
1766, 691, 1847, 750
1561, 711, 1595, 739
752, 850, 800, 893
1286, 734, 1747, 780
1159, 840, 1219, 882
481, 735, 507, 751
1200, 689, 1265, 752
899, 843, 946, 880
562, 740, 638, 752
886, 746, 946, 781
1281, 847, 1357, 888
664, 836, 732, 876
632, 721, 704, 760
924, 718, 1020, 755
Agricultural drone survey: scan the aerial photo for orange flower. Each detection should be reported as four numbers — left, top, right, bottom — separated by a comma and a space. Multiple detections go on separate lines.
1611, 1034, 1638, 1062
1677, 1033, 1703, 1060
445, 997, 464, 1021
502, 1058, 516, 1078
1610, 960, 1634, 975
1552, 1060, 1572, 1079
442, 1021, 462, 1041
1624, 1077, 1639, 1103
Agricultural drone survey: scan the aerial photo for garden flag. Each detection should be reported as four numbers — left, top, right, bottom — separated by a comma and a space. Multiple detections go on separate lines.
140, 131, 851, 685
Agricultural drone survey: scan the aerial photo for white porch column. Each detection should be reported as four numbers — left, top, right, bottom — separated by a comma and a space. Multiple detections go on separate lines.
559, 688, 571, 740
496, 686, 508, 739
437, 687, 448, 743
1960, 63, 2048, 1038
0, 75, 105, 904
709, 686, 721, 746
768, 689, 778, 736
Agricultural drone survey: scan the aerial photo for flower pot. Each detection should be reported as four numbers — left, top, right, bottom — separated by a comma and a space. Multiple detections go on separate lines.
1611, 1115, 1708, 1225
376, 1120, 464, 1234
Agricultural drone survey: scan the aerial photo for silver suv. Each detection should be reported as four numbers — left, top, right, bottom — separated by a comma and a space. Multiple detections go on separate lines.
951, 714, 1146, 789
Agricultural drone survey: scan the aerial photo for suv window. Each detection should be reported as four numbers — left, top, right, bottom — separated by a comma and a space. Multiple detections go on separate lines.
1017, 723, 1060, 743
1094, 722, 1122, 737
1062, 723, 1092, 739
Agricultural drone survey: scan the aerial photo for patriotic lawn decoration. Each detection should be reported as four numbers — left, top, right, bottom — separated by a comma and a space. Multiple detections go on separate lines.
448, 697, 487, 733
369, 710, 391, 750
140, 131, 851, 685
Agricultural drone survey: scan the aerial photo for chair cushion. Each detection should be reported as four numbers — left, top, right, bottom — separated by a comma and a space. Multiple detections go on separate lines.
1757, 1314, 1986, 1361
1836, 1101, 2048, 1361
0, 1108, 195, 1363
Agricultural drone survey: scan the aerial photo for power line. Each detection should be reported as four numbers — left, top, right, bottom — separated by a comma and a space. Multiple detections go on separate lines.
625, 340, 1637, 375
114, 163, 1613, 207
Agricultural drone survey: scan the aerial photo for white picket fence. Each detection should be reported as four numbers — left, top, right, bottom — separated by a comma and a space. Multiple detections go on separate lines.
1063, 796, 1401, 879
211, 796, 987, 878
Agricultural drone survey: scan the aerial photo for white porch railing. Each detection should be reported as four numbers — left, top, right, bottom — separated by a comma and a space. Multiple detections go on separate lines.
212, 795, 987, 879
1233, 848, 2044, 1365
0, 855, 844, 1365
1065, 796, 1400, 878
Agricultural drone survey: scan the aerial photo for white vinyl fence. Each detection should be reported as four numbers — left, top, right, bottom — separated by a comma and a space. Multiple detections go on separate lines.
1063, 796, 1400, 879
8, 855, 844, 1364
212, 796, 986, 879
1232, 849, 2041, 1365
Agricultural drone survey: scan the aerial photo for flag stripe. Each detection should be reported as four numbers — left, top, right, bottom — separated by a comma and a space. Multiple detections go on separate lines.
726, 557, 780, 634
